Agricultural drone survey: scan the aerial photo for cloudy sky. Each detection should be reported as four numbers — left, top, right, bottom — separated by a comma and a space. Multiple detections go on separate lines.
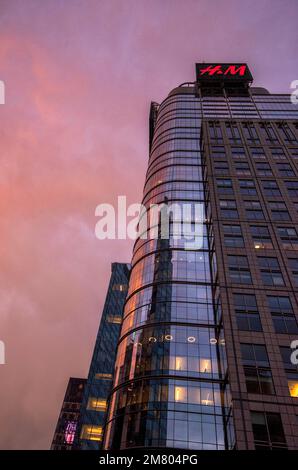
0, 0, 296, 449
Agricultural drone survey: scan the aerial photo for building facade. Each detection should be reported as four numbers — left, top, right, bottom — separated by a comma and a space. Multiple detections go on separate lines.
75, 262, 130, 449
103, 64, 298, 450
51, 377, 86, 450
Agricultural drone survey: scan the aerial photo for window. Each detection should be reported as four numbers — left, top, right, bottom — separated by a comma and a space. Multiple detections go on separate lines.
244, 200, 264, 220
260, 123, 278, 143
277, 227, 298, 250
280, 346, 298, 397
87, 397, 107, 412
250, 225, 273, 250
216, 178, 234, 195
287, 372, 298, 398
241, 343, 274, 394
267, 295, 298, 334
285, 181, 298, 198
223, 225, 244, 248
80, 425, 103, 441
112, 284, 128, 292
250, 147, 266, 160
251, 412, 287, 449
94, 373, 113, 380
241, 343, 269, 367
288, 258, 298, 286
270, 147, 286, 160
258, 257, 284, 286
234, 293, 262, 332
235, 162, 251, 176
209, 122, 223, 143
261, 180, 281, 197
211, 146, 226, 158
268, 201, 291, 221
289, 148, 298, 160
214, 161, 229, 175
242, 123, 260, 143
231, 146, 246, 160
276, 163, 295, 177
255, 162, 272, 176
244, 367, 275, 395
239, 179, 257, 196
280, 346, 297, 370
220, 200, 238, 219
228, 255, 252, 284
277, 123, 297, 143
225, 122, 242, 143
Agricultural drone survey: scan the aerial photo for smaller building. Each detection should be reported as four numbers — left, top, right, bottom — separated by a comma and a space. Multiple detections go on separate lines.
51, 377, 86, 450
75, 262, 130, 449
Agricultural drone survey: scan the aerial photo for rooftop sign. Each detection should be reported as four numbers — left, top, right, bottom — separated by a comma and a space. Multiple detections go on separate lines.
196, 63, 253, 82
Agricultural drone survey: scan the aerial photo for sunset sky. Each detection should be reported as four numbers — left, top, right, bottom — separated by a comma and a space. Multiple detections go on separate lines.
0, 0, 297, 449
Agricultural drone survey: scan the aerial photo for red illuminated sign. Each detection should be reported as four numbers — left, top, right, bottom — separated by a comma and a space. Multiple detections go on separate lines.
196, 63, 253, 82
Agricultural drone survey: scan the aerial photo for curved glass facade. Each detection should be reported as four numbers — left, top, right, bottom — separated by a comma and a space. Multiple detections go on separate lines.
104, 88, 234, 450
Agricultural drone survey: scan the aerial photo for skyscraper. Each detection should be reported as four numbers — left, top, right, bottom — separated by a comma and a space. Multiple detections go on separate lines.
103, 64, 298, 450
51, 377, 86, 450
75, 262, 130, 449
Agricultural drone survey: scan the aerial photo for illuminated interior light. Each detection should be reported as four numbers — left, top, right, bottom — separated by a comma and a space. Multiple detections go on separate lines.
288, 381, 298, 397
187, 336, 196, 343
201, 392, 213, 406
148, 336, 157, 343
210, 338, 217, 345
199, 359, 212, 373
94, 373, 112, 380
175, 356, 187, 371
174, 386, 186, 402
164, 334, 173, 341
87, 398, 107, 412
80, 425, 103, 441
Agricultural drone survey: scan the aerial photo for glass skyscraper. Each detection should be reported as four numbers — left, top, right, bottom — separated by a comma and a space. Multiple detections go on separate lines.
103, 64, 298, 450
51, 377, 86, 450
74, 262, 130, 449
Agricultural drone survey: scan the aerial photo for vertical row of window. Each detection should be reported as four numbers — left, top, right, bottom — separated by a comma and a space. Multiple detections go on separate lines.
241, 342, 298, 449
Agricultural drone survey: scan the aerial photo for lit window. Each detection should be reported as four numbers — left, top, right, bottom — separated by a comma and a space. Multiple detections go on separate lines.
174, 356, 187, 371
174, 386, 187, 402
287, 372, 298, 397
288, 379, 298, 397
106, 315, 122, 324
199, 358, 212, 373
94, 373, 112, 380
80, 425, 103, 441
112, 284, 127, 292
200, 388, 214, 406
87, 397, 107, 412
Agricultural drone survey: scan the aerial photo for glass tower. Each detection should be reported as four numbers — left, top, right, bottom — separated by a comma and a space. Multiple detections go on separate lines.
104, 64, 298, 450
76, 262, 130, 449
51, 377, 86, 450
